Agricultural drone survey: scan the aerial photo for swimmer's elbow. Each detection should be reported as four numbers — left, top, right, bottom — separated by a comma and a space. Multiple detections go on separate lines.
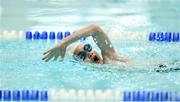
89, 24, 99, 29
89, 24, 103, 33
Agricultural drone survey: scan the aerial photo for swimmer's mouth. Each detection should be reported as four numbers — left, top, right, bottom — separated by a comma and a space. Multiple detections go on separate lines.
93, 55, 100, 63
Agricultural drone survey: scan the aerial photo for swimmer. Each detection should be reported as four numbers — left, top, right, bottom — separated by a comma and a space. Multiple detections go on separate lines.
42, 24, 130, 64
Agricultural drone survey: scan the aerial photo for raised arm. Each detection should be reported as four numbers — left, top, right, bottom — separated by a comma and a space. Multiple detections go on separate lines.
64, 24, 118, 54
42, 24, 127, 62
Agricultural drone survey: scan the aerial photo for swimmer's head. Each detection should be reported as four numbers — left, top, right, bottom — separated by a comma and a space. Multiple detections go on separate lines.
73, 44, 103, 64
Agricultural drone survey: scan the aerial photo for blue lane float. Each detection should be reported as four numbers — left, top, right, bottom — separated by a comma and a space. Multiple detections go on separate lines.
13, 90, 20, 101
149, 32, 180, 42
173, 32, 179, 42
165, 32, 171, 42
176, 92, 180, 101
123, 91, 180, 101
33, 31, 40, 39
40, 91, 48, 101
3, 90, 11, 101
157, 32, 164, 41
149, 32, 156, 41
64, 31, 71, 37
49, 31, 56, 40
123, 91, 131, 101
25, 31, 71, 40
31, 90, 39, 101
25, 31, 86, 41
57, 32, 63, 40
0, 90, 2, 101
41, 31, 48, 39
26, 31, 32, 40
21, 90, 29, 101
0, 90, 48, 101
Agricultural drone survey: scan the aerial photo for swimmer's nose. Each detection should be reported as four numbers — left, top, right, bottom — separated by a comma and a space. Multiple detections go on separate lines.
87, 52, 94, 59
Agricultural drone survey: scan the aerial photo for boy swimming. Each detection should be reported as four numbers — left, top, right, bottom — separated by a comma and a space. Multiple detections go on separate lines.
42, 24, 130, 64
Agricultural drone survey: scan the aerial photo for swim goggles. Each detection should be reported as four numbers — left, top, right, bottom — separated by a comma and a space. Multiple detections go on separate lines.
74, 44, 100, 63
74, 44, 92, 61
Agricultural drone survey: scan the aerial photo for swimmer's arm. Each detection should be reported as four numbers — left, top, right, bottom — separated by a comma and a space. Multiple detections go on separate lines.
43, 25, 98, 62
43, 24, 129, 62
63, 24, 129, 62
62, 24, 117, 54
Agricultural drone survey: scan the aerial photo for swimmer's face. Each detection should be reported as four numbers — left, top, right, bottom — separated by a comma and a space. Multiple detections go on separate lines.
73, 44, 103, 64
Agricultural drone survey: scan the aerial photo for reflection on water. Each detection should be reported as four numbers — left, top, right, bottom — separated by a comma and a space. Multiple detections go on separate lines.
1, 0, 180, 32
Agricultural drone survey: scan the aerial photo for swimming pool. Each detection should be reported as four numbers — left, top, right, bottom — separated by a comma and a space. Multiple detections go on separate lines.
0, 0, 180, 101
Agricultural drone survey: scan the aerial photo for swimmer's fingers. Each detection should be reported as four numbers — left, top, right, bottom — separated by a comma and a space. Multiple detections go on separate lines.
43, 44, 66, 61
54, 46, 66, 61
42, 51, 54, 61
42, 51, 52, 60
43, 50, 50, 55
44, 53, 55, 62
42, 54, 49, 60
43, 46, 58, 55
53, 52, 60, 61
43, 49, 53, 55
52, 52, 63, 61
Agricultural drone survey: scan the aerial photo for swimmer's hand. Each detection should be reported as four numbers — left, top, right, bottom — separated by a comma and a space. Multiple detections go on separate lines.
42, 42, 67, 62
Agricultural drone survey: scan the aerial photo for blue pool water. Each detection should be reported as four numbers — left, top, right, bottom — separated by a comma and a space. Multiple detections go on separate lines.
0, 0, 180, 91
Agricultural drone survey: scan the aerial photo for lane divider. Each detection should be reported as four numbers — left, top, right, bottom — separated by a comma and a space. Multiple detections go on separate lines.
0, 89, 180, 101
0, 90, 48, 101
123, 91, 180, 101
0, 30, 24, 40
1, 30, 180, 42
149, 32, 180, 42
49, 89, 121, 101
0, 30, 148, 41
0, 30, 86, 41
26, 31, 86, 42
26, 31, 71, 40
